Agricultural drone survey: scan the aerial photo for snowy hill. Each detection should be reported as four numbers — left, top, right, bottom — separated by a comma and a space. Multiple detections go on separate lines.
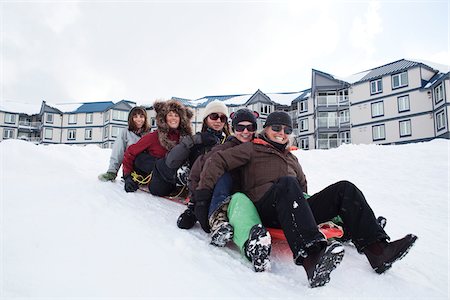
1, 139, 449, 299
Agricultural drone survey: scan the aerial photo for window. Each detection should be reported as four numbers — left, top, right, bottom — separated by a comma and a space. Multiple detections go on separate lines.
370, 79, 383, 94
112, 110, 128, 121
86, 113, 93, 124
372, 124, 385, 141
339, 110, 350, 123
299, 100, 308, 113
151, 118, 156, 127
399, 120, 411, 137
68, 129, 76, 140
392, 71, 408, 89
112, 126, 122, 138
299, 118, 308, 131
104, 126, 109, 138
44, 128, 53, 140
371, 101, 384, 118
260, 104, 271, 115
3, 129, 13, 139
434, 83, 444, 104
4, 113, 16, 124
85, 129, 92, 140
104, 111, 110, 123
299, 138, 309, 150
46, 113, 53, 124
340, 131, 351, 144
398, 95, 410, 112
68, 114, 77, 124
436, 110, 446, 131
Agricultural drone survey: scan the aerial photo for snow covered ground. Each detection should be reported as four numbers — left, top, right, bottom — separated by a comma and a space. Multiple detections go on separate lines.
1, 139, 449, 299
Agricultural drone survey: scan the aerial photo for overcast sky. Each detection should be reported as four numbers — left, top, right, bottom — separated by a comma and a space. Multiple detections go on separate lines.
1, 0, 449, 106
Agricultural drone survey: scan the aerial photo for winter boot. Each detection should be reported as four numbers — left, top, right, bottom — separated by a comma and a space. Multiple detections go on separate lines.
209, 203, 233, 247
377, 216, 387, 229
364, 234, 417, 274
244, 224, 271, 272
177, 204, 197, 229
176, 164, 190, 187
303, 241, 345, 288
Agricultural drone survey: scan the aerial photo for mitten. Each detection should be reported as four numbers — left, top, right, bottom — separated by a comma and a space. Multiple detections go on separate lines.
194, 189, 213, 232
200, 132, 217, 146
98, 171, 117, 182
177, 205, 197, 229
123, 174, 138, 193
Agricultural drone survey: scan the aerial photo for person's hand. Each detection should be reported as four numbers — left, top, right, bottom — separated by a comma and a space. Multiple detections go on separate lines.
194, 189, 212, 232
98, 172, 117, 182
200, 132, 217, 146
123, 174, 138, 192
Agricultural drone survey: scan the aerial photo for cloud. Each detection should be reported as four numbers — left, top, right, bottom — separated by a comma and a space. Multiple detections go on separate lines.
350, 0, 383, 57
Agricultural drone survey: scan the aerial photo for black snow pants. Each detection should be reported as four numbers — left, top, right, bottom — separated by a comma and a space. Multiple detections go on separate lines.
148, 158, 177, 197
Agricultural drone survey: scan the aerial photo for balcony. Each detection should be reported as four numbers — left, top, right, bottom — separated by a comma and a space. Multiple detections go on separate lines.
317, 117, 350, 129
317, 96, 349, 107
18, 121, 41, 130
317, 138, 352, 149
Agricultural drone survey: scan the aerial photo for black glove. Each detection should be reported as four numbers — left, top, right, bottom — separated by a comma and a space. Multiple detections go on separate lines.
177, 205, 197, 229
123, 174, 138, 193
194, 189, 212, 233
200, 132, 218, 146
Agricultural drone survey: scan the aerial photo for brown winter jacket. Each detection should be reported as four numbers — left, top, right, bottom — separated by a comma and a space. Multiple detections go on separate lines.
197, 136, 307, 203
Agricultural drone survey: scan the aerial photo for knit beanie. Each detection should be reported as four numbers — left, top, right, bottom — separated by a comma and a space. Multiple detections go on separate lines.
231, 108, 258, 129
263, 111, 292, 128
202, 100, 228, 120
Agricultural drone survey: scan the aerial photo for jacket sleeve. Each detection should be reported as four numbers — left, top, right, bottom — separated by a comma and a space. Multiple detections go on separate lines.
122, 133, 154, 176
165, 134, 201, 169
292, 155, 308, 194
197, 143, 253, 191
107, 129, 128, 173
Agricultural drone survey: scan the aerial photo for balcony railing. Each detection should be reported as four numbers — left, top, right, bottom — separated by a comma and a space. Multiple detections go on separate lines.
317, 138, 352, 149
317, 117, 350, 128
18, 121, 41, 129
317, 96, 349, 107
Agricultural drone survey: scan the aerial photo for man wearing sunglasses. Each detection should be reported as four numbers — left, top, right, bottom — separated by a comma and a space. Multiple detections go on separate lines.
194, 111, 417, 288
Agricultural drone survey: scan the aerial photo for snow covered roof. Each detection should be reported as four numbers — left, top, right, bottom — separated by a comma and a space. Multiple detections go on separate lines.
0, 101, 42, 115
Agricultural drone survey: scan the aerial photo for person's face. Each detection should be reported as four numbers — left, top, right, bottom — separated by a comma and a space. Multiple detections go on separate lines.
234, 121, 256, 143
206, 113, 227, 131
132, 113, 145, 129
265, 124, 292, 144
166, 111, 180, 129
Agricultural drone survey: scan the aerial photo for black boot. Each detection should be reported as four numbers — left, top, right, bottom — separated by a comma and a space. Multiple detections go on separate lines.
244, 224, 271, 272
177, 205, 197, 229
364, 234, 417, 274
303, 241, 345, 288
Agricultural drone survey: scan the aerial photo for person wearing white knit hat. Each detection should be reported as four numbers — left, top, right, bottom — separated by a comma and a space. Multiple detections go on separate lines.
202, 100, 228, 121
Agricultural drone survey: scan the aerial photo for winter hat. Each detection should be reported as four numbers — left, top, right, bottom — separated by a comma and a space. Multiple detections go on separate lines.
230, 108, 258, 129
263, 111, 292, 128
202, 100, 228, 120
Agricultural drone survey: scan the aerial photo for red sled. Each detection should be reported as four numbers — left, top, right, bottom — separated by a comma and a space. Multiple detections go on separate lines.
268, 221, 344, 241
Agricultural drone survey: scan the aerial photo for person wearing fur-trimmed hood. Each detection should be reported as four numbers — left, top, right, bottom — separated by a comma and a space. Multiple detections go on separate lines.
122, 99, 193, 193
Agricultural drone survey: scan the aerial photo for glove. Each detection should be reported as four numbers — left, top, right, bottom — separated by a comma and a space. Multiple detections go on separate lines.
98, 171, 117, 182
123, 174, 138, 193
200, 132, 218, 146
194, 189, 213, 233
177, 205, 197, 229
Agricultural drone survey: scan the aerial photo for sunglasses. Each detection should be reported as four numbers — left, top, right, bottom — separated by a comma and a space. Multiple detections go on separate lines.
208, 113, 227, 123
235, 124, 256, 132
270, 124, 293, 135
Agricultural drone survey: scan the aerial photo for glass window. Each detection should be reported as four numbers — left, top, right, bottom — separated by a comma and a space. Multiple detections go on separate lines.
104, 126, 109, 138
392, 71, 408, 89
112, 126, 122, 138
299, 100, 308, 112
339, 110, 350, 123
398, 95, 410, 112
299, 138, 309, 150
370, 79, 383, 94
299, 118, 308, 131
4, 113, 16, 124
340, 131, 351, 144
46, 113, 53, 124
371, 101, 384, 117
68, 129, 76, 140
372, 124, 385, 141
85, 129, 92, 140
434, 83, 444, 104
86, 113, 93, 124
399, 120, 411, 137
44, 128, 53, 140
68, 114, 77, 124
3, 129, 14, 139
112, 110, 128, 121
436, 110, 445, 131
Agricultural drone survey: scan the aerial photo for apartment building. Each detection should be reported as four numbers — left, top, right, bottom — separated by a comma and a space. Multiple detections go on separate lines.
1, 58, 448, 149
